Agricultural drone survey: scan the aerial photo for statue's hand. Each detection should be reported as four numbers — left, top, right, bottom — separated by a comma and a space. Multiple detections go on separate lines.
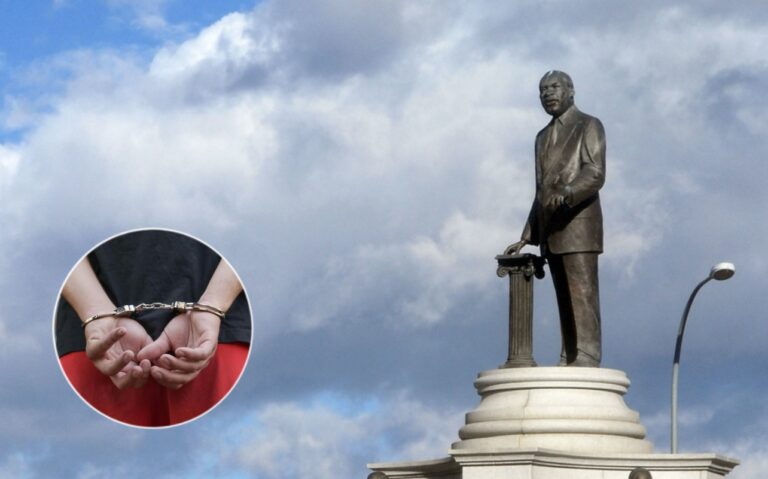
546, 185, 573, 210
504, 240, 528, 255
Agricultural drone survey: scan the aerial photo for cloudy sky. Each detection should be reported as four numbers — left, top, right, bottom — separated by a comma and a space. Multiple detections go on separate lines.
1, 1, 766, 477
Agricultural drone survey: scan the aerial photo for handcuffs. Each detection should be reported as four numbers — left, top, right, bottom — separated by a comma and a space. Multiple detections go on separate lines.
81, 301, 225, 328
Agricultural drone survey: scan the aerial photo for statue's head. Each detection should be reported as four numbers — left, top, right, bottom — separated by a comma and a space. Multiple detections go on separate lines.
628, 467, 653, 479
539, 70, 574, 117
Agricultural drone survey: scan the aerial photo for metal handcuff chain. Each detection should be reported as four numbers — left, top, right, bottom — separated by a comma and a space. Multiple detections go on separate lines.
81, 301, 225, 328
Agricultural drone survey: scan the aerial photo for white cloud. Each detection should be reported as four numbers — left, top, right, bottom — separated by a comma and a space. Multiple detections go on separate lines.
106, 0, 180, 36
0, 318, 40, 357
729, 448, 768, 479
0, 453, 34, 479
0, 4, 543, 336
3, 0, 766, 339
0, 144, 20, 188
1, 1, 767, 476
601, 157, 666, 278
290, 210, 513, 330
148, 11, 278, 94
76, 463, 125, 479
698, 411, 768, 479
229, 392, 463, 479
643, 404, 716, 439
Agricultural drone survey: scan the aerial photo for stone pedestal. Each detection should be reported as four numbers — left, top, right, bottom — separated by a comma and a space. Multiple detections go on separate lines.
453, 367, 651, 453
367, 368, 739, 478
495, 254, 545, 368
369, 450, 739, 479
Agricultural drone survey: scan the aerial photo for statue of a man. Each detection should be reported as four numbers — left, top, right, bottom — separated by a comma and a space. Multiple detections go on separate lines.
506, 70, 606, 367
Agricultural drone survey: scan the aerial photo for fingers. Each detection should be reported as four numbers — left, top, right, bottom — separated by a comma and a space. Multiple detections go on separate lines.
86, 327, 126, 360
548, 194, 569, 209
151, 345, 215, 389
85, 326, 151, 387
176, 339, 216, 362
128, 359, 152, 388
139, 358, 152, 376
101, 349, 135, 376
136, 333, 172, 363
105, 312, 219, 389
110, 362, 141, 389
505, 240, 527, 255
107, 359, 151, 389
157, 353, 209, 374
150, 365, 199, 390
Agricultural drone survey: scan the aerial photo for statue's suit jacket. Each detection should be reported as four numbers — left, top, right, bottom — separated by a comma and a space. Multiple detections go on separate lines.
523, 106, 606, 255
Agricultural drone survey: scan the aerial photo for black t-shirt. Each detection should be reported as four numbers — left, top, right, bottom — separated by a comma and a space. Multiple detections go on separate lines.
56, 230, 250, 357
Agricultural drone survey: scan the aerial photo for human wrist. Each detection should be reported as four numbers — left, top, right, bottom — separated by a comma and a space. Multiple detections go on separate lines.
196, 260, 242, 314
73, 294, 114, 320
81, 304, 135, 328
78, 299, 117, 327
184, 301, 226, 320
195, 294, 228, 316
83, 314, 119, 337
189, 309, 224, 325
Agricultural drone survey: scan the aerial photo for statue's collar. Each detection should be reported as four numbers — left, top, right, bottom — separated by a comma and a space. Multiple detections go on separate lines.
552, 105, 578, 126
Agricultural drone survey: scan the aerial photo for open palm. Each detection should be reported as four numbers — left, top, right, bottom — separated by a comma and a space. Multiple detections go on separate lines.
137, 311, 220, 389
84, 317, 152, 389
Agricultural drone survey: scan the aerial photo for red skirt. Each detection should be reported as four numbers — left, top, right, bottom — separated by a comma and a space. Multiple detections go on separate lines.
59, 343, 249, 427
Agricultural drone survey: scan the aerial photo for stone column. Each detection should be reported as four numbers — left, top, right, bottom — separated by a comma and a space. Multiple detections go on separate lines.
495, 253, 545, 368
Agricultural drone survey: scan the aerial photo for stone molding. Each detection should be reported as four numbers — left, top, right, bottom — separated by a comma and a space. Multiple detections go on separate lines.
452, 367, 653, 453
368, 367, 739, 478
368, 449, 739, 479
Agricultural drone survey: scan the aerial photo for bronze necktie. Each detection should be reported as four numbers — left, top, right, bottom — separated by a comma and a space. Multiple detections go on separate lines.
547, 119, 560, 150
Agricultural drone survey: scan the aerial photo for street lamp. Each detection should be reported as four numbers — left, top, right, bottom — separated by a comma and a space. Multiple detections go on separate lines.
671, 262, 735, 453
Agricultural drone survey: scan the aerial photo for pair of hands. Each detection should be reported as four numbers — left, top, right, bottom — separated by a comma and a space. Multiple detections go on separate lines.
84, 311, 219, 390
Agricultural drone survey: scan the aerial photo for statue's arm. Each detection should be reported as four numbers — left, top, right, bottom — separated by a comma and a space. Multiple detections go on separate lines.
504, 131, 544, 255
521, 201, 537, 244
567, 117, 606, 206
504, 199, 538, 255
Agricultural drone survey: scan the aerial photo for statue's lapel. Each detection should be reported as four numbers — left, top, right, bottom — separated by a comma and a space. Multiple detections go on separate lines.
544, 111, 584, 176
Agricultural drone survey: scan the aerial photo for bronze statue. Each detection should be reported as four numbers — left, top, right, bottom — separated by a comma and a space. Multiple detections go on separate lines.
506, 70, 606, 367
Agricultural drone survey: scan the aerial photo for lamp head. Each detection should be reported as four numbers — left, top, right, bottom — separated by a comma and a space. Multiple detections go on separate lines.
710, 262, 735, 281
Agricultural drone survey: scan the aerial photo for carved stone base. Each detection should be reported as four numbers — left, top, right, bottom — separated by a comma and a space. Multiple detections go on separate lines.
452, 367, 652, 454
367, 368, 739, 478
368, 449, 739, 479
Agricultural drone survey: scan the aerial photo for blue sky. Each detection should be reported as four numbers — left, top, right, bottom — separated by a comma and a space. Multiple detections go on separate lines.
0, 0, 252, 141
1, 1, 767, 478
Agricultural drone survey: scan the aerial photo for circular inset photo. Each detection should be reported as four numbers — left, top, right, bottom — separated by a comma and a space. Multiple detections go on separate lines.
53, 228, 252, 428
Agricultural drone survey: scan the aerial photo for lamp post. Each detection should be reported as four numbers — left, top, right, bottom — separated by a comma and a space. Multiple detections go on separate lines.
671, 262, 735, 453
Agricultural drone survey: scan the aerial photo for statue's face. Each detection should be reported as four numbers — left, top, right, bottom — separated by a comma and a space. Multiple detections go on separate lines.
539, 74, 574, 117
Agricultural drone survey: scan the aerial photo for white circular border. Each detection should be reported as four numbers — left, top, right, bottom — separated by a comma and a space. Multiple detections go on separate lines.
51, 226, 254, 429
